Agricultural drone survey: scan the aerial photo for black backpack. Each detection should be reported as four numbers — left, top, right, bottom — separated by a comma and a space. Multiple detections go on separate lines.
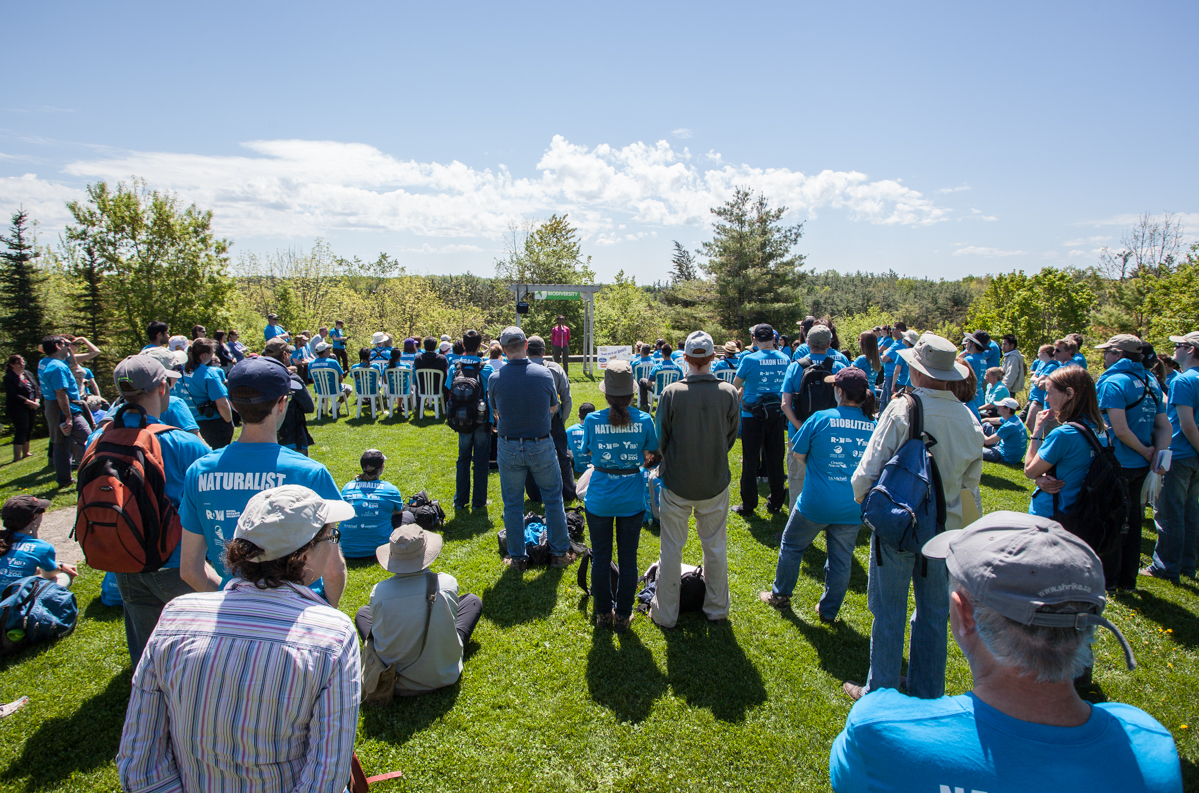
404, 490, 445, 531
1049, 422, 1130, 556
791, 356, 837, 426
634, 560, 706, 614
446, 361, 487, 434
576, 549, 620, 596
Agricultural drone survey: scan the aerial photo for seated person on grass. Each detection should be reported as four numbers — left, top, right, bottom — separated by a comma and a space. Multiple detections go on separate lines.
358, 524, 483, 697
0, 496, 77, 588
981, 397, 1028, 464
339, 449, 406, 559
979, 366, 1010, 418
566, 402, 596, 474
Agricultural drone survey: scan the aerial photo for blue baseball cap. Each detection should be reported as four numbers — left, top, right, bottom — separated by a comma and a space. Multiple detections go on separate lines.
227, 356, 292, 404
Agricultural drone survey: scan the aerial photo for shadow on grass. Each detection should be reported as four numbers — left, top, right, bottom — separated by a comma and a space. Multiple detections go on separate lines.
781, 609, 871, 684
979, 472, 1027, 492
443, 506, 495, 541
1181, 755, 1199, 793
741, 511, 785, 549
662, 617, 767, 723
586, 628, 667, 723
0, 670, 131, 791
1119, 588, 1199, 649
1, 464, 67, 499
82, 597, 124, 623
480, 566, 564, 628
359, 681, 460, 746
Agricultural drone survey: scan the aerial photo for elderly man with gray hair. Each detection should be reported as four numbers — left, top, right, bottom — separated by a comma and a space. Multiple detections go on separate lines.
830, 511, 1181, 792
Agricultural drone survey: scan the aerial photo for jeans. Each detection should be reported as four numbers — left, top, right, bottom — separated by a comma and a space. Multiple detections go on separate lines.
586, 509, 643, 618
739, 414, 785, 511
771, 511, 861, 620
552, 345, 569, 374
1149, 454, 1199, 580
455, 425, 491, 508
198, 418, 234, 450
524, 415, 576, 503
865, 534, 949, 699
114, 568, 195, 668
981, 446, 1005, 463
45, 406, 89, 486
355, 594, 483, 647
498, 436, 570, 559
881, 372, 894, 412
651, 485, 730, 627
1103, 466, 1149, 589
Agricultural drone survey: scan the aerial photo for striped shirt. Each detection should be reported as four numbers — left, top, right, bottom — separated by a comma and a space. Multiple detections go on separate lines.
118, 580, 361, 793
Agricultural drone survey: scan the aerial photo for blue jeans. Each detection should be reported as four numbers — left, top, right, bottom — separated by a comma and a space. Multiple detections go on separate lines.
865, 534, 949, 699
114, 568, 195, 668
880, 372, 895, 412
498, 436, 569, 559
586, 509, 643, 617
1149, 454, 1199, 580
456, 425, 491, 508
770, 510, 861, 620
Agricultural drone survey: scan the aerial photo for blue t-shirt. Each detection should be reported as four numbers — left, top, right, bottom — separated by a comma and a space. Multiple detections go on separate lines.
183, 364, 228, 421
566, 423, 589, 473
264, 324, 287, 341
86, 410, 212, 568
641, 467, 661, 517
1073, 352, 1089, 370
338, 478, 405, 558
830, 689, 1181, 793
1030, 419, 1108, 517
781, 353, 846, 436
1097, 359, 1166, 469
984, 382, 1011, 405
791, 406, 873, 525
793, 344, 850, 366
994, 414, 1029, 464
1028, 359, 1060, 404
669, 350, 683, 363
736, 349, 790, 418
489, 359, 558, 439
963, 352, 988, 405
0, 533, 57, 584
851, 355, 880, 385
105, 396, 199, 433
581, 407, 659, 517
38, 357, 82, 413
1166, 366, 1199, 460
329, 327, 346, 349
80, 367, 98, 396
649, 359, 683, 381
985, 339, 1002, 369
710, 358, 732, 373
180, 442, 343, 582
879, 337, 899, 376
309, 357, 345, 378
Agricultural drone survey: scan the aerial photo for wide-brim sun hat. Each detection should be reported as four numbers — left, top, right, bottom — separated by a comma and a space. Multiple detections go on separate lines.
371, 331, 388, 345
898, 332, 968, 381
599, 359, 636, 396
377, 524, 443, 574
901, 329, 920, 346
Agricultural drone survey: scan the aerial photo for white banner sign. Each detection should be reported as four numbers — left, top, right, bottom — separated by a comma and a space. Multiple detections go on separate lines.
596, 345, 633, 369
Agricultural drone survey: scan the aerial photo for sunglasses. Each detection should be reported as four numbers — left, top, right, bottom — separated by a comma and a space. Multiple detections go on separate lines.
321, 528, 341, 546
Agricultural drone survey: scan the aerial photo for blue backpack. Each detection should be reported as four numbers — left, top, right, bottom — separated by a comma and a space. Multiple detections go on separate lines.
861, 394, 946, 572
0, 576, 78, 654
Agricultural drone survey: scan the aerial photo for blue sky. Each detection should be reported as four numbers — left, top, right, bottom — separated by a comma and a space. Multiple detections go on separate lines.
3, 0, 1196, 283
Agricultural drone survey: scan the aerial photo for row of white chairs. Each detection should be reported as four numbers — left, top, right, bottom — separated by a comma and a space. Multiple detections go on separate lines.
311, 367, 446, 420
630, 360, 736, 410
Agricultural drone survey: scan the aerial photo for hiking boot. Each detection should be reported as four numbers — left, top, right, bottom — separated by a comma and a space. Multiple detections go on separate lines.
550, 551, 579, 568
842, 681, 865, 701
815, 604, 835, 624
503, 557, 527, 572
613, 613, 634, 633
595, 610, 614, 629
758, 591, 791, 610
731, 504, 752, 516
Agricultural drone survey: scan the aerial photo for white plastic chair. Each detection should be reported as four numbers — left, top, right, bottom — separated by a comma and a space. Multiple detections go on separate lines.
651, 369, 682, 410
416, 369, 446, 419
311, 367, 343, 419
714, 368, 737, 384
632, 360, 654, 384
385, 367, 414, 419
352, 367, 383, 419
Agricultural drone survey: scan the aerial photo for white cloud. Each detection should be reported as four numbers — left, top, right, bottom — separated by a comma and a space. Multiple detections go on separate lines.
671, 128, 692, 139
938, 184, 971, 194
402, 243, 484, 254
968, 208, 997, 221
0, 173, 82, 227
952, 246, 1027, 258
1062, 235, 1112, 247
0, 135, 952, 242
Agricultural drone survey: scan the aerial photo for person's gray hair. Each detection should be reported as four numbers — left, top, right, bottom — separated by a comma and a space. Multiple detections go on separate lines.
950, 576, 1095, 683
526, 335, 546, 355
502, 340, 525, 356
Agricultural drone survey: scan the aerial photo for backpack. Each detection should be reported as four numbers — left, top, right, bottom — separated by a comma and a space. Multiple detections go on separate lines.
565, 506, 586, 543
791, 356, 837, 427
751, 392, 784, 422
446, 361, 487, 434
861, 394, 946, 571
576, 549, 620, 596
73, 404, 183, 573
0, 576, 78, 654
404, 490, 445, 531
634, 560, 706, 613
1049, 422, 1130, 556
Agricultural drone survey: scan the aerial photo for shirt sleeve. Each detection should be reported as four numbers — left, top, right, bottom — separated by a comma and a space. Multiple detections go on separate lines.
1097, 377, 1125, 411
313, 467, 343, 501
852, 398, 908, 503
180, 464, 203, 535
292, 628, 361, 793
581, 415, 594, 457
205, 370, 228, 401
117, 646, 185, 793
828, 719, 869, 793
792, 414, 817, 455
1038, 426, 1070, 467
642, 417, 659, 453
735, 356, 753, 381
33, 540, 57, 572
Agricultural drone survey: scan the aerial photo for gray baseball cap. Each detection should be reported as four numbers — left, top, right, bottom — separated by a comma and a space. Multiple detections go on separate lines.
234, 485, 356, 562
922, 511, 1136, 670
499, 326, 526, 345
113, 354, 180, 396
684, 330, 714, 357
806, 325, 832, 348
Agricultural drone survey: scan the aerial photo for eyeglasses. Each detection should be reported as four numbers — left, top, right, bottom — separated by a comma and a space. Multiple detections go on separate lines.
321, 528, 341, 545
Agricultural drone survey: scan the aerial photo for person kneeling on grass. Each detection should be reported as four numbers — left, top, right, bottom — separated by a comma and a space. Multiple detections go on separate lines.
829, 512, 1181, 793
0, 496, 77, 588
981, 397, 1028, 465
760, 368, 874, 621
118, 485, 360, 793
358, 524, 482, 698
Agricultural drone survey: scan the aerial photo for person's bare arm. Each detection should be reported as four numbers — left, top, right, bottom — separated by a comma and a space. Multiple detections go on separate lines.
1178, 405, 1199, 456
781, 392, 802, 434
215, 396, 233, 423
1152, 413, 1173, 472
73, 337, 102, 362
55, 388, 72, 432
180, 531, 221, 592
983, 433, 1000, 447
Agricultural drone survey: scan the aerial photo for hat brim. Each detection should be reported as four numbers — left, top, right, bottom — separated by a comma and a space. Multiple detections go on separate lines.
920, 529, 962, 559
598, 380, 636, 397
1168, 335, 1193, 344
320, 499, 358, 525
898, 347, 968, 381
376, 530, 443, 574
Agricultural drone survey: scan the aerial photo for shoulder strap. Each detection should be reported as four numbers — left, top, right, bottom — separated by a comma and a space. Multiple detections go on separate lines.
1120, 371, 1157, 412
906, 393, 924, 443
577, 549, 593, 595
407, 571, 439, 667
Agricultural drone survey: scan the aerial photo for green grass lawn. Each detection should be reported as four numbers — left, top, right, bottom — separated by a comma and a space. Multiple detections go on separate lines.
1, 375, 1196, 792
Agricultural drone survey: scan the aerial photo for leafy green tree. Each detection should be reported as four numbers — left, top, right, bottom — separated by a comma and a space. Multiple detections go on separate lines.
965, 267, 1095, 355
670, 241, 698, 282
700, 188, 806, 332
65, 179, 236, 354
593, 271, 668, 347
0, 209, 48, 361
1145, 243, 1199, 347
65, 239, 110, 345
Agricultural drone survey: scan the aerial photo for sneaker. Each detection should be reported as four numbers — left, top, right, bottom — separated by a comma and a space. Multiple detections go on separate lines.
550, 551, 579, 568
503, 557, 527, 572
472, 500, 491, 509
815, 604, 835, 624
842, 681, 865, 701
1139, 566, 1179, 583
613, 613, 634, 633
758, 591, 791, 610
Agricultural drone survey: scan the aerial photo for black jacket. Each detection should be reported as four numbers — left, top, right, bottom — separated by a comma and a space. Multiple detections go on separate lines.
278, 373, 315, 450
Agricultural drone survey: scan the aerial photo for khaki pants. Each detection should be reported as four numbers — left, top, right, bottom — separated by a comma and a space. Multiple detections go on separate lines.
787, 451, 806, 512
650, 485, 730, 628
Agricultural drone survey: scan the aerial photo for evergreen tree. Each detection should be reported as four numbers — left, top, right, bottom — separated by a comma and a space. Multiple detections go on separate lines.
700, 188, 806, 332
69, 241, 109, 344
670, 240, 698, 282
0, 209, 48, 361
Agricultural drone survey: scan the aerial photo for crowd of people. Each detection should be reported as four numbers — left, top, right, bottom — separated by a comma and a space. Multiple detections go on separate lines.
0, 309, 1190, 791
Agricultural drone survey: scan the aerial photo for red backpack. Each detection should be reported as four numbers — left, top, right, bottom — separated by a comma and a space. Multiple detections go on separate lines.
73, 405, 182, 573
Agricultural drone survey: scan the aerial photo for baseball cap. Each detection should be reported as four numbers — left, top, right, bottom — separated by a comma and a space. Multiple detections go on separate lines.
824, 366, 867, 389
1, 495, 51, 531
993, 396, 1020, 410
139, 345, 186, 370
113, 354, 180, 397
234, 486, 356, 562
753, 324, 775, 342
922, 511, 1136, 670
806, 325, 832, 348
263, 337, 294, 358
227, 357, 293, 404
499, 326, 526, 346
361, 448, 387, 472
1095, 334, 1142, 353
684, 330, 715, 357
267, 313, 279, 320
1168, 331, 1199, 346
439, 341, 452, 353
313, 341, 332, 353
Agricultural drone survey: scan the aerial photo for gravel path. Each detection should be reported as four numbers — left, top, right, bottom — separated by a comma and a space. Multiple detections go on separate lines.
37, 508, 84, 566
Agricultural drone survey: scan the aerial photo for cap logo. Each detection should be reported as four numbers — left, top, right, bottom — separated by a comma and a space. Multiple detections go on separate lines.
1037, 582, 1092, 597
